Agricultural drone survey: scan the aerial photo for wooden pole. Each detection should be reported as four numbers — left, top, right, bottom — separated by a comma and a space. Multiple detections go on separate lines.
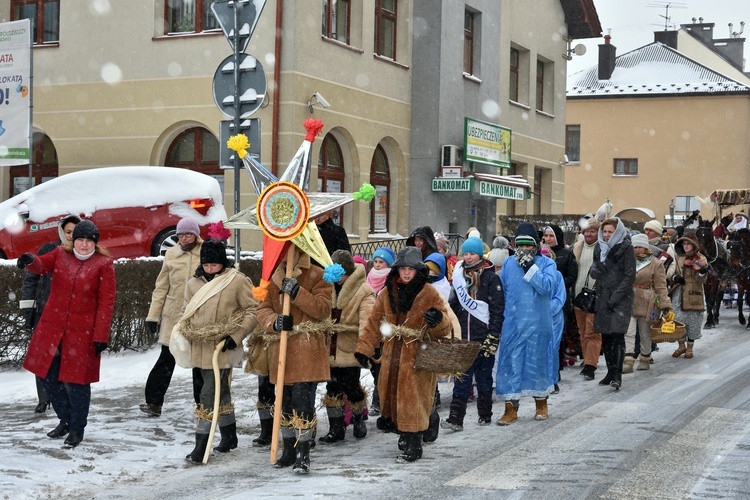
203, 342, 225, 464
269, 244, 297, 463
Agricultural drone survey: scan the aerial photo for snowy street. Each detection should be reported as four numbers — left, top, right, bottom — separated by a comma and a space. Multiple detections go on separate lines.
4, 314, 750, 499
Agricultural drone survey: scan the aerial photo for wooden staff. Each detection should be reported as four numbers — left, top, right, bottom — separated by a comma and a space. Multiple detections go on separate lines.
270, 244, 297, 464
203, 341, 226, 464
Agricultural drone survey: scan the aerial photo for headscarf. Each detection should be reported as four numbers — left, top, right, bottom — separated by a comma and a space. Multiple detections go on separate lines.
597, 217, 628, 262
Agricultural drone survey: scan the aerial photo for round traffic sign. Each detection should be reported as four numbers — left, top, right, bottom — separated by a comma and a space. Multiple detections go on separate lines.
212, 53, 267, 119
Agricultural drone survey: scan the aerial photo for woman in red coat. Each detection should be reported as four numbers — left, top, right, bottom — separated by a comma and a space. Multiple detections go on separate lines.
17, 220, 116, 448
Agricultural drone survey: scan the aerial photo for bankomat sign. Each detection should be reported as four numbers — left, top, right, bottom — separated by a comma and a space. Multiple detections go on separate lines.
479, 180, 524, 200
431, 178, 474, 192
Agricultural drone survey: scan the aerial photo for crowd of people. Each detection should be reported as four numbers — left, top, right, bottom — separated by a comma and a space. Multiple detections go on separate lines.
17, 208, 720, 471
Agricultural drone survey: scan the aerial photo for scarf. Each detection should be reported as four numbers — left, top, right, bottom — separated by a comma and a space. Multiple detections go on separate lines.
462, 259, 484, 297
598, 219, 628, 262
366, 267, 390, 295
515, 248, 536, 267
635, 254, 652, 272
74, 249, 95, 261
451, 260, 490, 325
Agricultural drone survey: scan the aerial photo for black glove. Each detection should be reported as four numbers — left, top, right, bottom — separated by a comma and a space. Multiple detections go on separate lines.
273, 314, 293, 332
23, 308, 35, 331
354, 352, 371, 369
672, 275, 685, 285
423, 308, 443, 328
480, 336, 499, 358
606, 301, 615, 312
145, 321, 158, 335
94, 342, 108, 356
221, 336, 237, 352
280, 278, 300, 299
17, 253, 34, 269
522, 261, 533, 273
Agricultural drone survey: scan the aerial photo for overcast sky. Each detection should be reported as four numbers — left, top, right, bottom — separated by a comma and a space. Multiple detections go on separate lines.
567, 0, 749, 75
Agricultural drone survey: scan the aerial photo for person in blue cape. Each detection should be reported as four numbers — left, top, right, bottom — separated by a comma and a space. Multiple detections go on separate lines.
496, 222, 563, 425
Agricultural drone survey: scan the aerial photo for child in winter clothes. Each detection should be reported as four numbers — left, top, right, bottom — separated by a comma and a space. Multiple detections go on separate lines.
366, 247, 395, 295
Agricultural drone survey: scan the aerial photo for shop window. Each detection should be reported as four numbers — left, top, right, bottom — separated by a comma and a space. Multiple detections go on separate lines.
370, 144, 390, 233
8, 132, 58, 197
322, 0, 350, 45
165, 127, 224, 192
164, 0, 218, 35
374, 0, 397, 59
317, 133, 346, 226
12, 0, 59, 45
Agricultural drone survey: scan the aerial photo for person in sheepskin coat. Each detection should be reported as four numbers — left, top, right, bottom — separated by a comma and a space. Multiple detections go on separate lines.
18, 220, 116, 449
670, 232, 708, 359
318, 250, 376, 445
591, 217, 636, 391
180, 234, 258, 464
355, 246, 452, 463
256, 251, 332, 473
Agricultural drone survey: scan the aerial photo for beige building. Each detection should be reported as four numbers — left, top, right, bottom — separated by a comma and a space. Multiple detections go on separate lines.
566, 23, 750, 226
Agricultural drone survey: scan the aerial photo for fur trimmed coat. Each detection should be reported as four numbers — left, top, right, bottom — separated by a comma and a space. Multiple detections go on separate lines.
23, 247, 116, 385
256, 253, 333, 385
146, 240, 202, 345
356, 269, 452, 433
328, 264, 376, 368
632, 255, 672, 318
183, 267, 258, 369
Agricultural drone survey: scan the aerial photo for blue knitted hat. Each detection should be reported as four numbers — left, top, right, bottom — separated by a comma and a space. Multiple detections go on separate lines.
461, 237, 484, 256
373, 247, 396, 267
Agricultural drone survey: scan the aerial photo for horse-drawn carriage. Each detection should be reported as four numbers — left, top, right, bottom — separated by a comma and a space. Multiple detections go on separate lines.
695, 189, 750, 328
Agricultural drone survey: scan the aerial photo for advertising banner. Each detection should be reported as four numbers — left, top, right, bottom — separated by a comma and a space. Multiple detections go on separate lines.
464, 117, 511, 169
0, 19, 31, 166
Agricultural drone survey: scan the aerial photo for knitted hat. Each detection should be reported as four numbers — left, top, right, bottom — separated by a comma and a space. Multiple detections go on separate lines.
435, 236, 449, 254
200, 239, 229, 267
489, 248, 509, 267
514, 222, 539, 247
331, 249, 355, 276
353, 255, 367, 267
466, 226, 480, 238
372, 247, 396, 267
461, 237, 484, 256
393, 246, 426, 270
644, 220, 663, 234
631, 233, 650, 249
176, 217, 200, 237
492, 235, 509, 249
72, 220, 100, 244
424, 252, 447, 280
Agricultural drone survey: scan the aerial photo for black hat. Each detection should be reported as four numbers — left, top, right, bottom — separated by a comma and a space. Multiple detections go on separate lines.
200, 239, 229, 267
72, 220, 99, 244
514, 222, 539, 247
331, 249, 355, 276
392, 246, 426, 270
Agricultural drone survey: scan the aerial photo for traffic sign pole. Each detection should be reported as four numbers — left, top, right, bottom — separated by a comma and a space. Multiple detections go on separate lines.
232, 2, 241, 261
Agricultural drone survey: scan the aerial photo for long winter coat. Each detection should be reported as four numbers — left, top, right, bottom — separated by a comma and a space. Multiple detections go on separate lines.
328, 263, 376, 368
449, 260, 504, 344
357, 269, 452, 433
632, 255, 672, 318
592, 238, 636, 334
183, 267, 258, 369
673, 254, 708, 311
146, 240, 202, 345
496, 254, 560, 399
23, 247, 116, 385
256, 253, 333, 385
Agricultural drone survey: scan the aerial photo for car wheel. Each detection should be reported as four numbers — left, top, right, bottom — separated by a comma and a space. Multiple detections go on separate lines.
152, 228, 178, 257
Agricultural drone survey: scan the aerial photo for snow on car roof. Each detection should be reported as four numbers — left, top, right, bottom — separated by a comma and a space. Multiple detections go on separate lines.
0, 166, 225, 230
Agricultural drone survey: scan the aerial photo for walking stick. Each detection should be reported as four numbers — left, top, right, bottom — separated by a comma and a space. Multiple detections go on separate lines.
270, 244, 297, 464
203, 340, 228, 464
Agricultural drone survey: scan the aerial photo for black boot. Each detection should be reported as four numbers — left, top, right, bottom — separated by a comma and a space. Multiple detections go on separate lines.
318, 416, 345, 444
611, 343, 625, 390
252, 418, 272, 447
47, 421, 69, 439
63, 431, 84, 448
185, 433, 210, 463
398, 432, 407, 451
352, 412, 367, 439
599, 343, 615, 386
396, 432, 423, 463
214, 423, 238, 453
293, 440, 311, 474
274, 437, 297, 468
422, 407, 439, 443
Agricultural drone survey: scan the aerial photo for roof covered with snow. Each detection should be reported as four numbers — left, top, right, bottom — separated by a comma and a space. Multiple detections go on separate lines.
567, 42, 750, 97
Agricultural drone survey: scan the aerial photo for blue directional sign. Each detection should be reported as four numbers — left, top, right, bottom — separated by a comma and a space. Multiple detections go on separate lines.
211, 0, 266, 52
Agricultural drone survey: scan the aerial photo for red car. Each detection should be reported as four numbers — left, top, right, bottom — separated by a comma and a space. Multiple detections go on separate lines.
0, 166, 227, 260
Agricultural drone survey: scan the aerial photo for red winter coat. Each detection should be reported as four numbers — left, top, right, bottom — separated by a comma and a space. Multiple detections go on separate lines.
23, 247, 116, 384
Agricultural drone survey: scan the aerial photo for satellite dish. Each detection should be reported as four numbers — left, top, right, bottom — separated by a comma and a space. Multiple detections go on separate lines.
573, 43, 587, 56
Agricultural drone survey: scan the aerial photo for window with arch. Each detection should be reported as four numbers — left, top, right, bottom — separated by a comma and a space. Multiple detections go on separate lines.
9, 131, 58, 197
370, 144, 390, 233
165, 127, 223, 192
317, 133, 345, 226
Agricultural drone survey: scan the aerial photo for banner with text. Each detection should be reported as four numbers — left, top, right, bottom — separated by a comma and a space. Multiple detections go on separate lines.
464, 117, 511, 169
0, 19, 31, 166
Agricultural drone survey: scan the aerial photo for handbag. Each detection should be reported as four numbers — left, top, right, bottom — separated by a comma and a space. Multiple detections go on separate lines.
169, 323, 192, 369
573, 270, 597, 313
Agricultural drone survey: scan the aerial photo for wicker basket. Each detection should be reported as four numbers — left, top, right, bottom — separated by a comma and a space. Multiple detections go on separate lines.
650, 319, 686, 343
414, 334, 482, 374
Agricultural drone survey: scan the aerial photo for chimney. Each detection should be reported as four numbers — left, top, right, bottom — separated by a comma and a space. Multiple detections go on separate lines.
654, 30, 678, 49
598, 34, 617, 80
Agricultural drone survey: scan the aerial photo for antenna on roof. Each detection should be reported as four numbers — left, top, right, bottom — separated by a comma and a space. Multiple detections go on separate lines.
647, 1, 687, 31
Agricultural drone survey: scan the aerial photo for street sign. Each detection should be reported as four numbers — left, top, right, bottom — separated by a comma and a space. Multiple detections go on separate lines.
219, 118, 261, 169
212, 53, 267, 119
211, 0, 266, 53
431, 178, 474, 192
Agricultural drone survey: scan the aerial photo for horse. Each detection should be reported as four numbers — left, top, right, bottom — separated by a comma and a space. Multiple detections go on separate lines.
727, 227, 750, 328
695, 218, 731, 328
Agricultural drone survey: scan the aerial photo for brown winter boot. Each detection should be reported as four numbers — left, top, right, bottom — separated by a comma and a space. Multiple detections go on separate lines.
672, 340, 687, 358
637, 354, 651, 370
534, 398, 548, 421
685, 341, 694, 359
496, 402, 518, 426
622, 356, 636, 374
